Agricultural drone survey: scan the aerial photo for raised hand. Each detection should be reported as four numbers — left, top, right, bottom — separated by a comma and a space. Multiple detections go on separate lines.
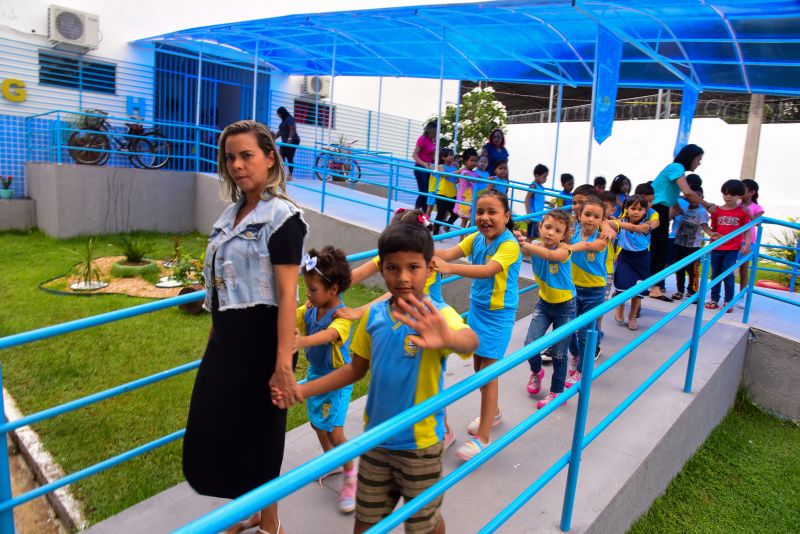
392, 295, 453, 351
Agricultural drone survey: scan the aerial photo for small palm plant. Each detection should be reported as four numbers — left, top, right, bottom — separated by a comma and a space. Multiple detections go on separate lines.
115, 235, 153, 265
70, 238, 107, 291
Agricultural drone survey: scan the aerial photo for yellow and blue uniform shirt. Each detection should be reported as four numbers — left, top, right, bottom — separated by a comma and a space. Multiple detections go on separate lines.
429, 164, 459, 198
571, 225, 608, 288
605, 219, 620, 274
618, 208, 658, 252
372, 256, 443, 303
457, 229, 521, 311
350, 300, 470, 450
296, 304, 353, 375
531, 245, 576, 303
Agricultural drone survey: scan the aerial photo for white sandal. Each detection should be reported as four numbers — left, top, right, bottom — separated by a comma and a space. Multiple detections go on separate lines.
257, 521, 280, 534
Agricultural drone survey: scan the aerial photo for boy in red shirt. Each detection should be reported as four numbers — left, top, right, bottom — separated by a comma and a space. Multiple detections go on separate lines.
702, 179, 751, 311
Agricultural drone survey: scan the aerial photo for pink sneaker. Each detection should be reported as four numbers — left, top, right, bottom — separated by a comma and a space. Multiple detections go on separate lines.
527, 369, 546, 395
565, 372, 582, 389
536, 392, 563, 409
338, 473, 357, 514
443, 425, 456, 450
568, 355, 579, 375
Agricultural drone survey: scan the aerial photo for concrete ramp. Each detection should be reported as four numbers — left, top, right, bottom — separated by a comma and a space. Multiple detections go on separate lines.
84, 304, 748, 533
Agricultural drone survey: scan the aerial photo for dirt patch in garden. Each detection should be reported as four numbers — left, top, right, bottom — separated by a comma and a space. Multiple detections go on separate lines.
42, 256, 189, 299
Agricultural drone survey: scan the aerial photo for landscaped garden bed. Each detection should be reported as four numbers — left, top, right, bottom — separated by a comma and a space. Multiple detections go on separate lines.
0, 229, 382, 525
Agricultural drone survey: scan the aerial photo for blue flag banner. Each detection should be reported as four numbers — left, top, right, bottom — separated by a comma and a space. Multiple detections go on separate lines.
674, 84, 700, 156
593, 28, 622, 144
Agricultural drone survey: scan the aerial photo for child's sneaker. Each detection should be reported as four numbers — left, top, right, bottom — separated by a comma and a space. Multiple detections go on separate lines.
536, 392, 564, 410
595, 345, 601, 360
724, 302, 733, 313
443, 424, 456, 450
527, 369, 546, 395
565, 372, 582, 389
568, 355, 578, 375
338, 473, 357, 514
466, 408, 502, 435
454, 437, 489, 461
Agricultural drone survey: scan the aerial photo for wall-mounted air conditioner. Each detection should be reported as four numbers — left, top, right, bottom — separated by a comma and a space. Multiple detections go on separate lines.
302, 76, 331, 98
48, 5, 100, 53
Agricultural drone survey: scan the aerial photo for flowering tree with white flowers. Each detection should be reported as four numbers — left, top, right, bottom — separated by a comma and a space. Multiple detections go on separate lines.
428, 86, 507, 156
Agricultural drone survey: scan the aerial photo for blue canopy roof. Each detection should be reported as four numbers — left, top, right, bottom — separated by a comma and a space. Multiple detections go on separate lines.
135, 0, 800, 95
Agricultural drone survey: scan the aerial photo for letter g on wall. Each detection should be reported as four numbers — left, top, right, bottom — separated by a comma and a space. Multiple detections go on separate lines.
1, 79, 27, 102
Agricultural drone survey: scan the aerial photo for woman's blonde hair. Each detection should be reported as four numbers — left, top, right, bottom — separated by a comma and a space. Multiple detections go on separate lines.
217, 120, 296, 206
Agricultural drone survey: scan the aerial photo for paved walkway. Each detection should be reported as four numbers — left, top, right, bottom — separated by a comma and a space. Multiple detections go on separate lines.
85, 185, 797, 533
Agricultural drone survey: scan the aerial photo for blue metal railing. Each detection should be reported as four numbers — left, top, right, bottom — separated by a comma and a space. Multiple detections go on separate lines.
0, 215, 797, 532
172, 216, 800, 534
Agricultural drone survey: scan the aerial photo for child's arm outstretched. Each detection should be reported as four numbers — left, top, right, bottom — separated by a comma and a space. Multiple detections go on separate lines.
294, 326, 342, 351
433, 256, 502, 279
334, 292, 391, 321
520, 240, 571, 262
599, 219, 618, 241
394, 295, 478, 354
617, 219, 652, 234
569, 238, 607, 253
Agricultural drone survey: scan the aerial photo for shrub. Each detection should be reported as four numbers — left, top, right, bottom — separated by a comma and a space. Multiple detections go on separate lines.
115, 236, 153, 264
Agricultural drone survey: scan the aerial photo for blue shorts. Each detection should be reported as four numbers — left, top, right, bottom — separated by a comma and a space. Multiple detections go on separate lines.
467, 304, 516, 360
307, 378, 353, 432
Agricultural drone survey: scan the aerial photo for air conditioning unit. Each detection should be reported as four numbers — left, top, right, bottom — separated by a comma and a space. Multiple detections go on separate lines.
48, 5, 100, 53
303, 76, 331, 98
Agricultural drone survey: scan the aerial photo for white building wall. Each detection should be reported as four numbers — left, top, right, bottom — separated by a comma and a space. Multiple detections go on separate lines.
505, 118, 799, 225
0, 0, 459, 121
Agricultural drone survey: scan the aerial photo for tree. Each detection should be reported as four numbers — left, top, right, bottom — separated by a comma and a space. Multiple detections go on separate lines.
428, 86, 507, 156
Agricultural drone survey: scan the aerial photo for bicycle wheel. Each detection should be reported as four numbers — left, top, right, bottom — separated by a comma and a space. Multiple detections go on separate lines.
133, 133, 171, 169
315, 154, 340, 182
349, 160, 362, 183
67, 131, 110, 165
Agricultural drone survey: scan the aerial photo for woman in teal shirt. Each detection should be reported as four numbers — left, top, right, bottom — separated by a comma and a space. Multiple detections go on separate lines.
649, 144, 715, 300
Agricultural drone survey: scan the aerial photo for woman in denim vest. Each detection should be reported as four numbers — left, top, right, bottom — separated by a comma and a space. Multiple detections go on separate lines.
183, 120, 307, 534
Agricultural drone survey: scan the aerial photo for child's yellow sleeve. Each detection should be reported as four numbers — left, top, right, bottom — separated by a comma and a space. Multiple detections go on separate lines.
328, 317, 353, 347
349, 307, 372, 361
457, 232, 477, 258
295, 305, 306, 335
438, 305, 473, 360
490, 240, 521, 271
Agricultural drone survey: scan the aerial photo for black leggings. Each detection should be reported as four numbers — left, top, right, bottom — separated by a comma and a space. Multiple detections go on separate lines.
650, 203, 671, 290
413, 167, 431, 210
674, 244, 700, 293
433, 197, 458, 235
279, 146, 297, 175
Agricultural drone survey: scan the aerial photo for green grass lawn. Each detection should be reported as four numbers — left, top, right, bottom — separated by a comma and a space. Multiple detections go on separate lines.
629, 391, 800, 533
0, 229, 383, 525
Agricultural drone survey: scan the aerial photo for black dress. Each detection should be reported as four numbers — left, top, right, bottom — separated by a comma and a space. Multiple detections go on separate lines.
183, 214, 306, 499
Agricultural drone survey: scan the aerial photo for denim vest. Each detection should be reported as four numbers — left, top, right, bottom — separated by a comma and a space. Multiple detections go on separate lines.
203, 194, 307, 312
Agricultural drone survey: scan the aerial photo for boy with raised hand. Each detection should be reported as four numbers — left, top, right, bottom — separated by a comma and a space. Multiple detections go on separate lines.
273, 222, 478, 534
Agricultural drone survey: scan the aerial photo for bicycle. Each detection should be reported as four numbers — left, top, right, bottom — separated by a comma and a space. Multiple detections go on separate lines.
314, 140, 362, 182
66, 110, 171, 169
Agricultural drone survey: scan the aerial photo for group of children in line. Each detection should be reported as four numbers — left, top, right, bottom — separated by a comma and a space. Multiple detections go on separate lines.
268, 165, 763, 533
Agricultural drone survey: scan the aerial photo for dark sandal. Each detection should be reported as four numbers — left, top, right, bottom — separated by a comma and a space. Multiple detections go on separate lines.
672, 292, 683, 300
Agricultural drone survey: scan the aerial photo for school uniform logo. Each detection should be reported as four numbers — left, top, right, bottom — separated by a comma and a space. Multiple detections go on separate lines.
549, 263, 559, 274
403, 335, 420, 357
586, 252, 596, 262
322, 401, 331, 419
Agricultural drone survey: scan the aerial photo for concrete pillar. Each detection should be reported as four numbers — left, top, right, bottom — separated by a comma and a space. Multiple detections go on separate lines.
740, 93, 765, 180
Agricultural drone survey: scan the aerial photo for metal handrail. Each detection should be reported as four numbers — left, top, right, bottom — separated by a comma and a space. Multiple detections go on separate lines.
175, 216, 799, 534
11, 115, 800, 532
